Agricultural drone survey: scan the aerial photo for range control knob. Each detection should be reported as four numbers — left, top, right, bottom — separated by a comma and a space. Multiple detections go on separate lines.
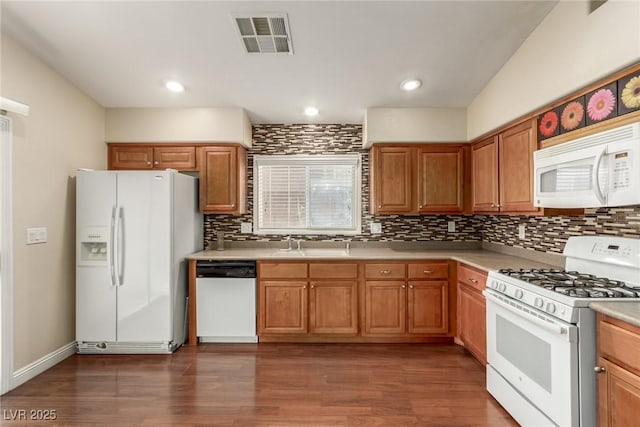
534, 297, 544, 308
498, 283, 507, 292
546, 303, 557, 314
491, 280, 499, 290
515, 289, 524, 299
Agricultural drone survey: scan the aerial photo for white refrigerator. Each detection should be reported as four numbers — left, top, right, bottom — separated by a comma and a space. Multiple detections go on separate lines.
76, 170, 202, 354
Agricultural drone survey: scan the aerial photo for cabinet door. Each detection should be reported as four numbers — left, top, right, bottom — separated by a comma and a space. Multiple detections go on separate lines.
153, 146, 196, 170
259, 281, 307, 334
472, 136, 499, 213
309, 281, 358, 334
417, 146, 464, 213
407, 281, 448, 334
597, 357, 640, 427
200, 146, 246, 214
371, 146, 414, 214
458, 283, 486, 364
499, 120, 539, 212
108, 145, 153, 170
364, 281, 406, 335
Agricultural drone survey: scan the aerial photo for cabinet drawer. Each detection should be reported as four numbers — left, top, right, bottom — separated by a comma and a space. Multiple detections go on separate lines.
309, 263, 358, 279
408, 262, 448, 279
457, 264, 487, 292
259, 262, 308, 279
599, 319, 640, 372
365, 263, 405, 279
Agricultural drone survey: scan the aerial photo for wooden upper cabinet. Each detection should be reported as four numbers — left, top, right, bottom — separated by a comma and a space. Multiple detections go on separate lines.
108, 145, 154, 169
370, 144, 468, 215
499, 120, 538, 213
153, 146, 196, 170
472, 119, 539, 214
472, 136, 499, 213
418, 145, 466, 213
370, 146, 414, 214
108, 144, 197, 171
199, 145, 247, 214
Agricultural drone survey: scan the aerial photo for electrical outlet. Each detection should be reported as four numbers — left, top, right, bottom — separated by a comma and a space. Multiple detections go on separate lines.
447, 221, 456, 232
240, 222, 253, 233
26, 227, 47, 244
518, 224, 526, 239
370, 222, 382, 234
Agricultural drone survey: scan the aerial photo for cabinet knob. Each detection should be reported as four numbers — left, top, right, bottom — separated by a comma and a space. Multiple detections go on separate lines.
146, 161, 151, 165
381, 270, 391, 275
594, 366, 606, 374
154, 161, 159, 165
402, 285, 406, 289
409, 285, 413, 289
419, 205, 423, 209
423, 270, 432, 274
469, 278, 478, 283
310, 285, 315, 289
303, 285, 307, 289
231, 203, 235, 208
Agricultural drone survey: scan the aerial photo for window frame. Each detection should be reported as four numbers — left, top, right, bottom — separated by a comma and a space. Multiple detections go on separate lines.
252, 154, 362, 235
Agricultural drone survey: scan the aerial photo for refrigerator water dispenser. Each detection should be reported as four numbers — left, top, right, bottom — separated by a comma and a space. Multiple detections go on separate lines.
79, 227, 108, 266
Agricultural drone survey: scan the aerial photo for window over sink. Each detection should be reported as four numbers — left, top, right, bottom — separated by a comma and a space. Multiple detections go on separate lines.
253, 154, 361, 235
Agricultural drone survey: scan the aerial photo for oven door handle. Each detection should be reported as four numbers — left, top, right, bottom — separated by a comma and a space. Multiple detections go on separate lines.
484, 291, 573, 340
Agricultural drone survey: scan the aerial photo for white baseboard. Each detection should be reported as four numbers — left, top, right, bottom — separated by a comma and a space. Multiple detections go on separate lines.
12, 342, 76, 390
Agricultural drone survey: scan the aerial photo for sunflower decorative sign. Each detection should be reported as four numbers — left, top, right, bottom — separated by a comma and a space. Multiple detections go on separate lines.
538, 69, 640, 142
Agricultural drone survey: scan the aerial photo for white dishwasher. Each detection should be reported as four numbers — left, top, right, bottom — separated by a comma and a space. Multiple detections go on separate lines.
195, 260, 257, 343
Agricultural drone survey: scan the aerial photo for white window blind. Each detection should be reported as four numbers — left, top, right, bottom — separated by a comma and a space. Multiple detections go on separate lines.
254, 154, 361, 234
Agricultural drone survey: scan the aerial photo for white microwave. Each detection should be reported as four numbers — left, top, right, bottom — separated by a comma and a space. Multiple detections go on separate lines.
534, 121, 640, 208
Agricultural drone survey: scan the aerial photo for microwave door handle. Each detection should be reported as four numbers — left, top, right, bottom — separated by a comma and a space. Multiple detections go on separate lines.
592, 147, 607, 205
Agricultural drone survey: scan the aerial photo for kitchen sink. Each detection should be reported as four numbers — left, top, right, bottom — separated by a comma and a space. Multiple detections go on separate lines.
266, 248, 350, 257
302, 248, 349, 257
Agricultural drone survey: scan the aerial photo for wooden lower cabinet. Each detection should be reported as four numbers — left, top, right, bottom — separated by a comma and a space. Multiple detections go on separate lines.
259, 281, 308, 334
364, 281, 407, 334
457, 263, 487, 364
309, 281, 358, 334
408, 281, 448, 334
597, 315, 640, 426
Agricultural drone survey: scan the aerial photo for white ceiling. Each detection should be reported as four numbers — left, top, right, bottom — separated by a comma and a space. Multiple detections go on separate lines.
1, 1, 557, 124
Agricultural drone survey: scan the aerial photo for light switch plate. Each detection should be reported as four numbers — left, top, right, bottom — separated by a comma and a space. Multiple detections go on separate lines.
370, 222, 382, 234
518, 224, 526, 239
447, 221, 456, 232
26, 227, 47, 244
240, 222, 253, 233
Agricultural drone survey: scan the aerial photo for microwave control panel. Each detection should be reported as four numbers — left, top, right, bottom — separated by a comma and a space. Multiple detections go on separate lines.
612, 150, 631, 190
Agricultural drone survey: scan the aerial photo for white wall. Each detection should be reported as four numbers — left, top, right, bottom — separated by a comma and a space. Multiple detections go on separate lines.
467, 0, 640, 140
363, 107, 467, 146
0, 34, 106, 370
106, 107, 253, 147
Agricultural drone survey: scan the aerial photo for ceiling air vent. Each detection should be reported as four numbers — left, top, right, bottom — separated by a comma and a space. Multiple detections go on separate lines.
233, 14, 294, 55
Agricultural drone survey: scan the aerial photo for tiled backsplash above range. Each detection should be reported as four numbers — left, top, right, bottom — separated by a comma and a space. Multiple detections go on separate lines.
203, 124, 640, 253
482, 207, 640, 254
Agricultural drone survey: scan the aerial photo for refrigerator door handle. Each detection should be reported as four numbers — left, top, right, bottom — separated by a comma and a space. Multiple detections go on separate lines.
109, 206, 118, 287
117, 206, 125, 286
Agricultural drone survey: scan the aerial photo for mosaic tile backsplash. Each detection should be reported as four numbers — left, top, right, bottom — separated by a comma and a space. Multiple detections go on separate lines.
203, 124, 640, 254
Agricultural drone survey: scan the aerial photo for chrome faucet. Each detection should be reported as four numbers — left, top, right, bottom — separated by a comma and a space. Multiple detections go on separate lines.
285, 235, 293, 251
296, 239, 302, 251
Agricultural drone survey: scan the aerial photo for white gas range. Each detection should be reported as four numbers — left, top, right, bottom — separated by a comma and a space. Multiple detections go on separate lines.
484, 236, 640, 427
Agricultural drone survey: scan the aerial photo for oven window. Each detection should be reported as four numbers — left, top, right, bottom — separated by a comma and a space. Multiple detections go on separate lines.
496, 314, 552, 392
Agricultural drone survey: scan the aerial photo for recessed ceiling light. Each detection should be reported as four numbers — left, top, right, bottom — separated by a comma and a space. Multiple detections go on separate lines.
165, 80, 185, 93
400, 79, 422, 91
304, 106, 319, 116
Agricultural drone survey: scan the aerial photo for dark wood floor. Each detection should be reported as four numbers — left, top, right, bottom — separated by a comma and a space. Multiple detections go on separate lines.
0, 344, 517, 426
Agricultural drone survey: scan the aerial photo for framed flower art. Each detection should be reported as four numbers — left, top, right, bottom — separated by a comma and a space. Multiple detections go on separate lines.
559, 96, 586, 134
585, 82, 617, 126
618, 72, 640, 115
538, 108, 560, 140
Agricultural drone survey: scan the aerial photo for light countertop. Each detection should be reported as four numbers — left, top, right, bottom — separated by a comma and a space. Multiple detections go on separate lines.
187, 247, 560, 272
589, 302, 640, 328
